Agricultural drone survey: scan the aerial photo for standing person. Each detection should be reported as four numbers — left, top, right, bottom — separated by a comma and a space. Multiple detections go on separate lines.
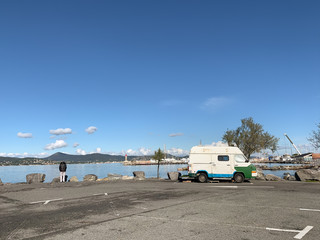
59, 161, 67, 182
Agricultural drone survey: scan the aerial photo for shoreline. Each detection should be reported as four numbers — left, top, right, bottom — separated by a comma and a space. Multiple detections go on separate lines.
255, 164, 317, 171
0, 161, 188, 167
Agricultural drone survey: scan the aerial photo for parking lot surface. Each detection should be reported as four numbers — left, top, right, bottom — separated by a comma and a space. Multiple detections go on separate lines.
1, 180, 319, 239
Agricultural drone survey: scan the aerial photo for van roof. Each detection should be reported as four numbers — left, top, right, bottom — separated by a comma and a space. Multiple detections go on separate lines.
190, 146, 244, 154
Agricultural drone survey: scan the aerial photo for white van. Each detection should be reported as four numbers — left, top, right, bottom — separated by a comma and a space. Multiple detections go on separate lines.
188, 145, 257, 183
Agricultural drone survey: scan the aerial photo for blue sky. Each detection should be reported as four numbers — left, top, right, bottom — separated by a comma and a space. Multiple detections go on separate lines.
0, 0, 319, 158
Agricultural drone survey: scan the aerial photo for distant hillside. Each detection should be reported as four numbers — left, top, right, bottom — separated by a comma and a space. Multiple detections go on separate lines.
43, 152, 187, 163
0, 152, 188, 166
44, 152, 129, 163
0, 157, 51, 166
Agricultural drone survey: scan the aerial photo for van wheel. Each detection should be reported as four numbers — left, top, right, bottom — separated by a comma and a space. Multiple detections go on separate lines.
234, 173, 244, 183
198, 173, 208, 183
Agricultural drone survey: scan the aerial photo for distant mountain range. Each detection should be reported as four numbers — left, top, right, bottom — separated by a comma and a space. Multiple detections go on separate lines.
44, 152, 144, 162
0, 152, 187, 166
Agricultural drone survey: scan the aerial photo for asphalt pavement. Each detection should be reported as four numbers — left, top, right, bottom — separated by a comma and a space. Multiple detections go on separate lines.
0, 179, 320, 240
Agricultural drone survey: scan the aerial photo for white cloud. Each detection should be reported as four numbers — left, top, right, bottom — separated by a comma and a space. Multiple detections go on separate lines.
85, 126, 97, 134
201, 97, 232, 111
76, 148, 86, 155
122, 149, 135, 156
138, 147, 153, 155
17, 132, 33, 138
166, 148, 189, 156
169, 133, 184, 137
44, 140, 68, 150
87, 148, 103, 154
208, 141, 229, 147
73, 142, 80, 148
38, 152, 49, 157
49, 128, 72, 135
75, 147, 102, 155
121, 147, 153, 156
0, 152, 49, 158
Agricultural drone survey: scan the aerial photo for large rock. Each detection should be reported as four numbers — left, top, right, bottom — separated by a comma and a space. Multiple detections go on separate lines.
51, 175, 68, 183
133, 171, 145, 180
108, 173, 122, 180
83, 174, 98, 182
69, 176, 79, 182
51, 177, 60, 183
283, 173, 296, 181
0, 178, 3, 186
26, 173, 46, 184
122, 176, 134, 180
167, 172, 181, 181
283, 172, 291, 180
288, 175, 297, 181
255, 167, 266, 180
265, 174, 282, 181
295, 169, 320, 182
97, 177, 109, 182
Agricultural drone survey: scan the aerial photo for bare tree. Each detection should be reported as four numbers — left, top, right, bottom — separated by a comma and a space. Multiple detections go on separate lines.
308, 122, 320, 150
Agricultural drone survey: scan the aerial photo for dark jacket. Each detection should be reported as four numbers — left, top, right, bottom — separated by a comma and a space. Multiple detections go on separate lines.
59, 162, 67, 172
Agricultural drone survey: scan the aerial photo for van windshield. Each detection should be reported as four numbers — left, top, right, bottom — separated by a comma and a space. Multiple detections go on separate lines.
235, 154, 247, 163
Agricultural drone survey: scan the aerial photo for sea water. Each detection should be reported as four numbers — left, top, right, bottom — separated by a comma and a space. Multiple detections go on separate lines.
0, 163, 300, 184
0, 163, 188, 183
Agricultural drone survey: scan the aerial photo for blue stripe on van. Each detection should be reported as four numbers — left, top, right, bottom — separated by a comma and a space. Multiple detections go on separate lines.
208, 173, 233, 178
196, 170, 235, 178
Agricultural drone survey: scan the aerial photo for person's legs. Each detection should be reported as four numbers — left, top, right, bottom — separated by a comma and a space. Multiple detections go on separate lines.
60, 172, 63, 182
62, 172, 66, 182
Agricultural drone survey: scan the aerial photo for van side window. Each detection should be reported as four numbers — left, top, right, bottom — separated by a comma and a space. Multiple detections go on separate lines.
218, 155, 229, 161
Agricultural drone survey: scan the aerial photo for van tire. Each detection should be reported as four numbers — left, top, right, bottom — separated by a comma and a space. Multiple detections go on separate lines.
234, 173, 244, 183
198, 173, 208, 183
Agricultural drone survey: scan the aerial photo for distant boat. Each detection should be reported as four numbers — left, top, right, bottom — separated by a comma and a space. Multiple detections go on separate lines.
281, 154, 292, 161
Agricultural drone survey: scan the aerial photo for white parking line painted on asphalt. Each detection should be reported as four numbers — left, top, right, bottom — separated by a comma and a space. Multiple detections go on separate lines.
30, 198, 63, 205
266, 227, 300, 233
93, 193, 108, 196
294, 226, 314, 239
29, 200, 46, 204
209, 186, 274, 189
266, 226, 313, 239
300, 208, 320, 212
137, 215, 313, 239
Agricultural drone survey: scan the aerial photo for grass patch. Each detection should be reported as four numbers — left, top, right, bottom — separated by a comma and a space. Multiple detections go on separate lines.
305, 179, 320, 182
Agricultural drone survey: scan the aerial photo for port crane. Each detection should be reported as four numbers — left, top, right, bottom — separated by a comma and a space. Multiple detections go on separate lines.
284, 133, 302, 155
